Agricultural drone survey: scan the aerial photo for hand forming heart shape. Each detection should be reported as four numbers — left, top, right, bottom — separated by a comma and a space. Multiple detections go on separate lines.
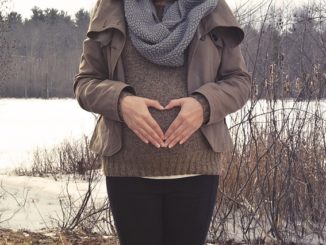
120, 96, 204, 149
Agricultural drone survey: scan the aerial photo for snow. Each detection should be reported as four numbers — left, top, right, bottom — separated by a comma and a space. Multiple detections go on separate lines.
1, 172, 324, 243
0, 173, 108, 232
0, 98, 95, 174
0, 98, 103, 232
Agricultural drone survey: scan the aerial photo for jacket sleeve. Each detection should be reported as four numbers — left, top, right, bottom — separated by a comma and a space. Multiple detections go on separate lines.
190, 41, 252, 125
73, 37, 136, 122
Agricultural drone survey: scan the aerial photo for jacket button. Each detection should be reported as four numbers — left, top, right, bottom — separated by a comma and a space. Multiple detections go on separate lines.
200, 36, 206, 41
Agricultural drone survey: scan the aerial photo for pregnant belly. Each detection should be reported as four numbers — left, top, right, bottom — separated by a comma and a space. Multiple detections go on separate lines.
121, 106, 203, 154
148, 106, 181, 132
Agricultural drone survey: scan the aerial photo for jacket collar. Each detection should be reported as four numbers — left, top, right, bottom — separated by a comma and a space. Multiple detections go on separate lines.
87, 0, 244, 47
202, 0, 244, 47
87, 0, 125, 38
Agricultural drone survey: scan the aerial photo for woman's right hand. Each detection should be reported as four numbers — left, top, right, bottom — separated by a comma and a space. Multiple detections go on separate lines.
120, 95, 166, 148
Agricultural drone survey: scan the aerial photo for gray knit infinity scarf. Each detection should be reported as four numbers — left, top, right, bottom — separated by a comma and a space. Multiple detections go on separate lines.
123, 0, 219, 67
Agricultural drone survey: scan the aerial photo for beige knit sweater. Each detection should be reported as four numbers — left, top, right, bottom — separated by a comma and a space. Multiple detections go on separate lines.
100, 3, 221, 178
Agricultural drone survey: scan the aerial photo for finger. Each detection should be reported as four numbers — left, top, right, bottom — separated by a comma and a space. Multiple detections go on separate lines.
144, 115, 165, 141
168, 128, 190, 148
142, 117, 165, 145
133, 129, 149, 144
164, 98, 183, 110
179, 128, 194, 145
139, 124, 162, 148
145, 98, 165, 110
164, 113, 184, 140
165, 124, 187, 148
165, 123, 185, 146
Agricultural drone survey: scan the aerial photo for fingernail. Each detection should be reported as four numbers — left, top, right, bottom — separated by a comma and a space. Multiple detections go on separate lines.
168, 144, 172, 148
161, 106, 165, 110
156, 143, 160, 148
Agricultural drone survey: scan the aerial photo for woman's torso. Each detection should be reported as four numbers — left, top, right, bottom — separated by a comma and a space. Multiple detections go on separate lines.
100, 2, 221, 177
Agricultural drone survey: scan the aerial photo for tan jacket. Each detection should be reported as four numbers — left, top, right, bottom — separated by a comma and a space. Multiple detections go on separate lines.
73, 0, 252, 156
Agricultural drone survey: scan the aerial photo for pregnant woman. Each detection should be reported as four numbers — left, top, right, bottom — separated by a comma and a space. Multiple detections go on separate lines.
73, 0, 251, 243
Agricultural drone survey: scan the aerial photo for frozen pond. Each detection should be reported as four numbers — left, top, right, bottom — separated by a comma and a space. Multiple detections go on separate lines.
0, 98, 95, 174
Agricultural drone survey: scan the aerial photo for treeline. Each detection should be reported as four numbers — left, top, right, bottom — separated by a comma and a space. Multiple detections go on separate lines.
1, 7, 90, 98
0, 0, 10, 88
0, 3, 325, 99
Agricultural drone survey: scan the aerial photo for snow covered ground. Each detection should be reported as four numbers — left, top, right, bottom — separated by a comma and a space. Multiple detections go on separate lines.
0, 98, 95, 174
0, 98, 104, 232
0, 173, 107, 232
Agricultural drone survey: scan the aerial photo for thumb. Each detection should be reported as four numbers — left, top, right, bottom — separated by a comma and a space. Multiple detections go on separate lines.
145, 98, 165, 110
164, 98, 183, 110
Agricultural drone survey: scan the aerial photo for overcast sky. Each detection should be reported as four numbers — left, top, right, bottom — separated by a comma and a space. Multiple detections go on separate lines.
9, 0, 312, 20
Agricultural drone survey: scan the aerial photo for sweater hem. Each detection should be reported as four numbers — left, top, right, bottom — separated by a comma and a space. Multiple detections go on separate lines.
101, 150, 221, 177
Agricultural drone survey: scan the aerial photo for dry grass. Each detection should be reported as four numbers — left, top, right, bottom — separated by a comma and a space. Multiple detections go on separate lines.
0, 228, 118, 245
13, 135, 99, 179
0, 228, 281, 245
208, 65, 326, 243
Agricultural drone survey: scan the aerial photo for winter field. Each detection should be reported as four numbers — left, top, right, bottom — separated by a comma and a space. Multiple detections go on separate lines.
0, 98, 94, 173
0, 98, 325, 244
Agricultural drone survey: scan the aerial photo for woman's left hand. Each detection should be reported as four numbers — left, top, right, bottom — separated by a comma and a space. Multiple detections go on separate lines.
163, 97, 204, 148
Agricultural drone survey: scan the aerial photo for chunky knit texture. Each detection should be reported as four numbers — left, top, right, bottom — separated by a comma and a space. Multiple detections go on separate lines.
123, 0, 219, 67
100, 4, 221, 177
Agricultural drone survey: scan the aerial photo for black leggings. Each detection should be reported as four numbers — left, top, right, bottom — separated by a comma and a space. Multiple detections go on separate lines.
106, 175, 219, 245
